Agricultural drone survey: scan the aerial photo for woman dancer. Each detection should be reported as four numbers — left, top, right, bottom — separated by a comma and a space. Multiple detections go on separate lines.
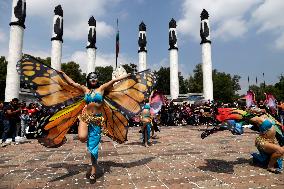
250, 114, 284, 173
18, 55, 156, 182
140, 103, 152, 147
202, 107, 284, 173
60, 71, 130, 181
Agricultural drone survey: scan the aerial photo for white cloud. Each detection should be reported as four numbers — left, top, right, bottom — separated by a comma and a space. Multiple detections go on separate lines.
68, 50, 135, 73
252, 0, 284, 32
178, 0, 284, 50
251, 0, 284, 50
177, 0, 261, 41
26, 0, 118, 40
213, 18, 247, 40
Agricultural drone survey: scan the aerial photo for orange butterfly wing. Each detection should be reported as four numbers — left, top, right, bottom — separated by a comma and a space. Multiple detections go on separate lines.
17, 54, 85, 108
101, 101, 128, 143
105, 70, 155, 117
101, 70, 155, 143
17, 55, 86, 147
37, 100, 86, 147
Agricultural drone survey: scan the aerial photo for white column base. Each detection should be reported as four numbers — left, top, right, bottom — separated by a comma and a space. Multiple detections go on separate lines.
51, 40, 62, 71
5, 26, 24, 102
202, 43, 213, 101
170, 49, 179, 99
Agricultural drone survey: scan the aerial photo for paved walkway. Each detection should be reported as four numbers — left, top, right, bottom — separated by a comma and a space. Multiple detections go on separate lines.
0, 126, 283, 189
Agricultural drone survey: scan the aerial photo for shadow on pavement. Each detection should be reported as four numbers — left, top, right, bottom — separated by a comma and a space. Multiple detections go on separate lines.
96, 157, 155, 179
47, 163, 89, 182
125, 141, 142, 146
126, 141, 160, 146
197, 158, 250, 174
47, 156, 155, 182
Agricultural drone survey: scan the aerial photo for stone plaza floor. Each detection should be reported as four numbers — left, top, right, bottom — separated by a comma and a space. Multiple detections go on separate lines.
0, 126, 283, 189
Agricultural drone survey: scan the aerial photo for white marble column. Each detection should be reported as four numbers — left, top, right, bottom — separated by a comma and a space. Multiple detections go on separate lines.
5, 0, 26, 102
87, 48, 96, 74
170, 49, 179, 99
200, 9, 213, 101
138, 51, 147, 72
169, 18, 179, 99
138, 21, 147, 72
51, 5, 63, 71
86, 16, 97, 75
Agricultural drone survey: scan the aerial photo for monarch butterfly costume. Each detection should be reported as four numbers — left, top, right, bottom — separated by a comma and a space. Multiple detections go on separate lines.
201, 107, 284, 171
17, 55, 156, 154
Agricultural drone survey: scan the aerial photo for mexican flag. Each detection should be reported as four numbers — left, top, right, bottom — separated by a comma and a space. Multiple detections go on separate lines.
116, 22, 119, 58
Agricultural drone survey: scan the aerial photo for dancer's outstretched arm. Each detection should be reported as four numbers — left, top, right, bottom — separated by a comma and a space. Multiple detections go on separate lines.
59, 71, 89, 93
100, 73, 131, 91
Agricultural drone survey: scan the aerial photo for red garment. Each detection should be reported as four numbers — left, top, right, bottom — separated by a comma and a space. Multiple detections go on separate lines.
28, 108, 37, 116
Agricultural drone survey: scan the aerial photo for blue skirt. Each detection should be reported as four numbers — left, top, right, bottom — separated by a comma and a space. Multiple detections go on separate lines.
142, 123, 151, 143
87, 123, 102, 161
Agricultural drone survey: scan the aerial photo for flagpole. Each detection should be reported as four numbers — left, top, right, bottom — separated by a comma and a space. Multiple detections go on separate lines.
248, 76, 250, 91
263, 72, 265, 89
115, 18, 118, 68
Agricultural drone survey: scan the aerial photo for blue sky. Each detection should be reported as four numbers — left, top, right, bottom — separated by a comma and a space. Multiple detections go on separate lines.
0, 0, 283, 95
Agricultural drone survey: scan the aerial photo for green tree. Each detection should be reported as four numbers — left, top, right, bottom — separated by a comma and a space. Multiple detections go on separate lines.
187, 64, 203, 93
122, 63, 137, 74
0, 56, 7, 100
179, 73, 188, 94
275, 75, 284, 100
186, 64, 241, 102
249, 83, 282, 102
154, 67, 188, 95
61, 61, 86, 84
95, 66, 113, 84
213, 71, 240, 102
154, 67, 170, 94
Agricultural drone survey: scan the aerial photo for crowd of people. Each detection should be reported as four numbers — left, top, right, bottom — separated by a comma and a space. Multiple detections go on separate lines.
140, 99, 284, 127
1, 96, 284, 147
159, 101, 214, 126
0, 98, 41, 147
